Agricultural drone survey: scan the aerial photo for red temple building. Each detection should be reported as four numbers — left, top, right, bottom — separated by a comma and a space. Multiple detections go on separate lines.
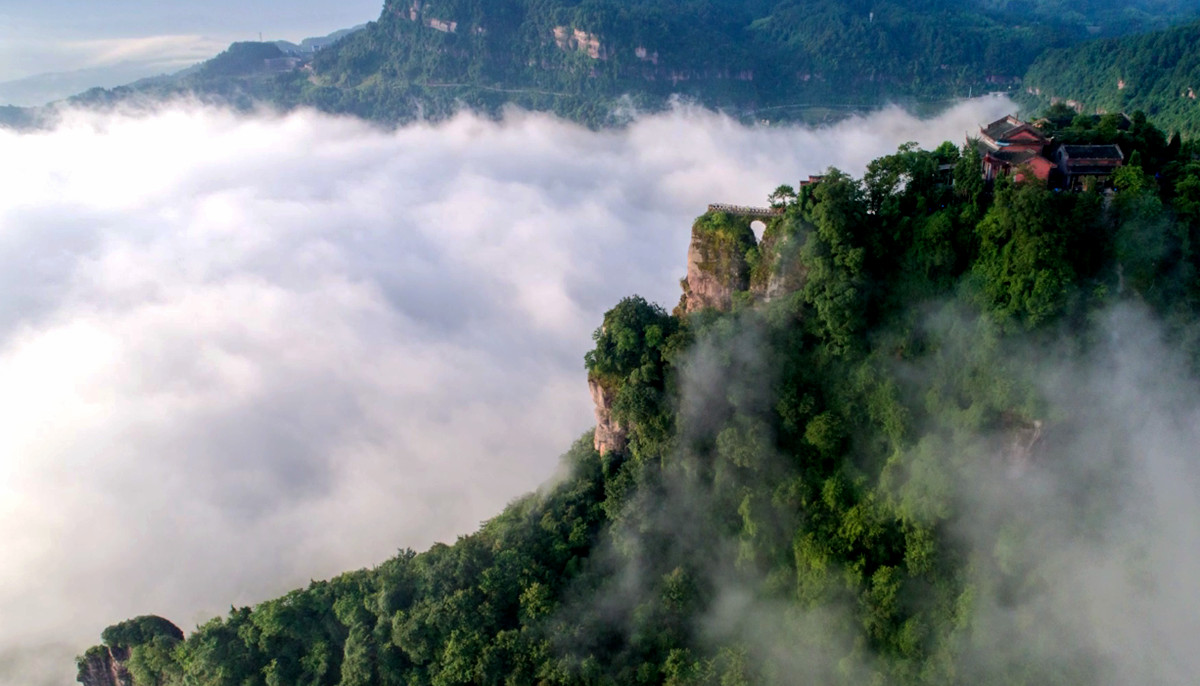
968, 114, 1126, 188
973, 115, 1055, 182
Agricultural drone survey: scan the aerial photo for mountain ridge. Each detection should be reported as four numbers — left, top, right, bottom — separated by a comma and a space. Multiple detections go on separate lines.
28, 0, 1200, 128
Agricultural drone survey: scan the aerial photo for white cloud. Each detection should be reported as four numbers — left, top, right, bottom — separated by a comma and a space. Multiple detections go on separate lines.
0, 97, 1013, 685
67, 35, 223, 71
0, 34, 225, 85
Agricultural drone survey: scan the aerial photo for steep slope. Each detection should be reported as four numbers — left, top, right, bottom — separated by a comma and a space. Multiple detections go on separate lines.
1021, 20, 1200, 136
76, 116, 1200, 685
54, 0, 1200, 127
276, 0, 1072, 123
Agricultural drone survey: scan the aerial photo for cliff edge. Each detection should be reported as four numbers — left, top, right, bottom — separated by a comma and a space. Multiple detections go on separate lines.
77, 646, 132, 686
679, 211, 758, 313
77, 616, 183, 686
589, 376, 627, 455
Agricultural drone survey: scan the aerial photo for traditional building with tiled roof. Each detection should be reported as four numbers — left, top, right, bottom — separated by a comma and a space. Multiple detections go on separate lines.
972, 115, 1055, 182
978, 115, 1050, 152
1055, 144, 1124, 189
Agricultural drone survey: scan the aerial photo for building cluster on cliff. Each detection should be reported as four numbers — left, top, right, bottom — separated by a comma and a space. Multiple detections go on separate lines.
974, 114, 1125, 189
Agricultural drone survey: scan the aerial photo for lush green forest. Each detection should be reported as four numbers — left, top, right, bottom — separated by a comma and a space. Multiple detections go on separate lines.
79, 113, 1200, 685
992, 0, 1200, 36
1021, 19, 1200, 137
56, 0, 1200, 127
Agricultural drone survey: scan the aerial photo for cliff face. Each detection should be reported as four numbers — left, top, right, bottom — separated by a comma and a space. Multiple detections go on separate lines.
77, 646, 131, 686
78, 615, 185, 686
680, 212, 757, 313
680, 209, 809, 313
589, 376, 627, 455
750, 221, 807, 302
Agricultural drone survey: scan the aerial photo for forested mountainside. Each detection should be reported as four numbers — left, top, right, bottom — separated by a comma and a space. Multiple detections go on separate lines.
0, 105, 39, 129
61, 0, 1200, 126
1021, 19, 1200, 136
78, 114, 1200, 685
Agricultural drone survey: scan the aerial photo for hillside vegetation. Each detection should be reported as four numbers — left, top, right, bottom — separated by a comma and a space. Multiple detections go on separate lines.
61, 0, 1200, 126
79, 114, 1200, 685
1021, 19, 1200, 137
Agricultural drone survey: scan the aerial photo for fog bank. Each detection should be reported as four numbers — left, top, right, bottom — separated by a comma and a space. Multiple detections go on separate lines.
0, 97, 1012, 684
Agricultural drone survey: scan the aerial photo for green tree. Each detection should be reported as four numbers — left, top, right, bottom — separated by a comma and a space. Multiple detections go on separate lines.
973, 177, 1075, 327
800, 169, 869, 353
953, 144, 986, 222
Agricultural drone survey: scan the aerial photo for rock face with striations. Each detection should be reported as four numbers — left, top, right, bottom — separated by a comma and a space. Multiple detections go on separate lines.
589, 376, 627, 455
750, 217, 808, 302
680, 212, 757, 313
78, 615, 184, 686
77, 646, 132, 686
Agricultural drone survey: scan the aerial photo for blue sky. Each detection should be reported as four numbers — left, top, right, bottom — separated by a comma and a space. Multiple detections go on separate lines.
0, 1, 383, 81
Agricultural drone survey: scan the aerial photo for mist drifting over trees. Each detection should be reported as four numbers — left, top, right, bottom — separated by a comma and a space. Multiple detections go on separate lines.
0, 98, 1021, 686
53, 101, 1200, 685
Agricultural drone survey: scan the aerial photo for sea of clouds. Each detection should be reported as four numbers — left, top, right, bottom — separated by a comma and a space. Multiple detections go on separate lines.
0, 97, 1014, 684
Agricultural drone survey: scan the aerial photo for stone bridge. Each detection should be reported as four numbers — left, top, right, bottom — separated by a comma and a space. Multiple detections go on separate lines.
706, 203, 783, 218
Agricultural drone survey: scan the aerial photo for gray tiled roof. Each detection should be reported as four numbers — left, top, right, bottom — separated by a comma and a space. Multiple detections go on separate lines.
988, 149, 1041, 164
1060, 144, 1123, 161
980, 116, 1047, 146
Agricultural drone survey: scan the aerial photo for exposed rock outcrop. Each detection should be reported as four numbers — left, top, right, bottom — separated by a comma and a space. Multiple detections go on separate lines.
680, 212, 757, 313
683, 232, 742, 311
750, 222, 807, 302
589, 376, 627, 455
78, 615, 184, 686
551, 26, 606, 59
634, 46, 659, 64
77, 646, 131, 686
677, 208, 810, 313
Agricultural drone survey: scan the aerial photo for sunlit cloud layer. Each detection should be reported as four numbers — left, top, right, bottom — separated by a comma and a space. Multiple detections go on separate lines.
0, 0, 381, 82
0, 97, 1012, 685
0, 34, 225, 85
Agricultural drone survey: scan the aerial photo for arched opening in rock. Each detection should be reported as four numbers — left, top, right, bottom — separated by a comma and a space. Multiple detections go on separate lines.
750, 220, 766, 242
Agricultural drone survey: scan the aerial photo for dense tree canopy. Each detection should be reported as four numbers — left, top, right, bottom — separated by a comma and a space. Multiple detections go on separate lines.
1022, 20, 1200, 137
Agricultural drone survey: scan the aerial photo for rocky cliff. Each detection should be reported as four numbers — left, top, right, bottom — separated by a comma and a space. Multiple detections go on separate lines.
678, 208, 809, 313
678, 211, 758, 313
77, 646, 131, 686
77, 615, 184, 686
588, 206, 806, 458
588, 376, 627, 455
750, 219, 807, 302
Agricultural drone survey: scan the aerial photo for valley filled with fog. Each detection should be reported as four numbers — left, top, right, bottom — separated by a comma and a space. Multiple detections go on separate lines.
0, 98, 1016, 684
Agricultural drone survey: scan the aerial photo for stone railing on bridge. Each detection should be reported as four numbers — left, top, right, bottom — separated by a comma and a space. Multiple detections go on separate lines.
706, 203, 783, 218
